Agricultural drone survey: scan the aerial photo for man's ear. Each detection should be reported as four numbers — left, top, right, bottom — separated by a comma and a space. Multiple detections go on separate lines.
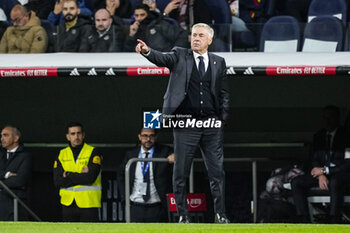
77, 8, 81, 15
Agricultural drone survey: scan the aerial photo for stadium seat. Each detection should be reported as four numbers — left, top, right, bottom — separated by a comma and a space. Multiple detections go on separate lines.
308, 0, 347, 23
259, 16, 300, 52
203, 0, 232, 24
302, 16, 344, 52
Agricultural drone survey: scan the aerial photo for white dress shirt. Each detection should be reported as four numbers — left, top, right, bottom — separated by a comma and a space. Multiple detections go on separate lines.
193, 51, 209, 72
130, 147, 161, 204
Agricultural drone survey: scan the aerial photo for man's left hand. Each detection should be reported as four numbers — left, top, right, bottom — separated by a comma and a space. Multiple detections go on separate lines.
311, 167, 324, 178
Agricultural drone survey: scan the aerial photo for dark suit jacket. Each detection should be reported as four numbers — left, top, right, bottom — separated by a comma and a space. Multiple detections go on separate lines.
144, 47, 230, 122
0, 145, 32, 198
312, 126, 350, 175
118, 144, 173, 209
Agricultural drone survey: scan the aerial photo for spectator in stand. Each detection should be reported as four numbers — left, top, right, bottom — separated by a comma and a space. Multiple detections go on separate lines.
24, 0, 54, 19
0, 4, 48, 53
124, 4, 188, 52
291, 105, 350, 223
56, 0, 92, 52
96, 0, 132, 19
86, 8, 124, 52
48, 0, 92, 25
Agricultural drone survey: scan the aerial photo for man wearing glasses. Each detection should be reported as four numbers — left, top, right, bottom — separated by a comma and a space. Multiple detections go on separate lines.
0, 4, 47, 53
118, 128, 174, 222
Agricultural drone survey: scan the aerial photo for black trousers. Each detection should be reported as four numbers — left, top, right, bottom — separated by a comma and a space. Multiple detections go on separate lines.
0, 190, 27, 221
173, 127, 225, 216
130, 202, 165, 222
62, 201, 99, 222
291, 172, 350, 217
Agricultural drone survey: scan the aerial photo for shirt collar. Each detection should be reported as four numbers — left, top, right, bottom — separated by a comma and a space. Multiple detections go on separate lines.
193, 51, 209, 62
8, 146, 19, 153
141, 146, 154, 156
327, 128, 337, 137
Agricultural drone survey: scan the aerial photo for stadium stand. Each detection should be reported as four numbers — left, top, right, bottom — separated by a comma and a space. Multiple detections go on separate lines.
259, 16, 300, 52
302, 16, 344, 52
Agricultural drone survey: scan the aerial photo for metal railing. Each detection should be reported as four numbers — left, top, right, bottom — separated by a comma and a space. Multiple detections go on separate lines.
124, 157, 269, 223
0, 180, 41, 221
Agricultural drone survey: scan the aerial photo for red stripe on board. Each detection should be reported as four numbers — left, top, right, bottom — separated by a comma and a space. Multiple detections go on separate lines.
266, 66, 337, 76
0, 68, 58, 77
126, 67, 170, 76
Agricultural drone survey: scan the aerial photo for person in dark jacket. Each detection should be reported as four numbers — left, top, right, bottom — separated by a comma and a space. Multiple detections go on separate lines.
48, 0, 92, 25
291, 105, 350, 223
86, 8, 124, 52
124, 4, 188, 52
0, 125, 32, 221
118, 128, 174, 222
56, 0, 92, 52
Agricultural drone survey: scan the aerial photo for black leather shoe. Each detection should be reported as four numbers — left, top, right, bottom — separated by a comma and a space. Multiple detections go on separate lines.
215, 213, 230, 223
179, 215, 190, 223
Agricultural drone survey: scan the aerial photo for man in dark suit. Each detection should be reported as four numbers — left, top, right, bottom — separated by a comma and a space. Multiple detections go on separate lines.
118, 128, 174, 222
136, 23, 230, 223
0, 125, 32, 220
291, 105, 350, 223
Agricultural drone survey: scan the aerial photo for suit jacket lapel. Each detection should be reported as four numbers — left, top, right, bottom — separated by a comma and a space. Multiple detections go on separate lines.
152, 146, 158, 176
186, 49, 194, 91
209, 53, 217, 93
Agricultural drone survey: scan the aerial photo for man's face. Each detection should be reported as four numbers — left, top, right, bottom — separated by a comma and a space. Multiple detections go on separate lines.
191, 26, 212, 55
63, 1, 80, 22
66, 126, 85, 147
134, 9, 148, 23
1, 127, 19, 150
10, 9, 29, 27
95, 10, 112, 32
138, 129, 156, 151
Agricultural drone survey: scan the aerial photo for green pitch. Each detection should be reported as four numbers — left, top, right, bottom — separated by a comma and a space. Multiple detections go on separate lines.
1, 222, 350, 233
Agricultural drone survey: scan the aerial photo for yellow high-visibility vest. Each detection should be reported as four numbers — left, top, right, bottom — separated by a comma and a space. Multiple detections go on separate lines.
58, 143, 101, 208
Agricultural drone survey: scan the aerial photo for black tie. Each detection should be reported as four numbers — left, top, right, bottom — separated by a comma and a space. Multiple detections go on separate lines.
143, 152, 150, 202
326, 134, 332, 163
198, 56, 205, 78
7, 152, 14, 160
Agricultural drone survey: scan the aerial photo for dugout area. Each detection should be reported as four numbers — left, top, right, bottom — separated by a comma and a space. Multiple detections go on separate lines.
0, 53, 349, 222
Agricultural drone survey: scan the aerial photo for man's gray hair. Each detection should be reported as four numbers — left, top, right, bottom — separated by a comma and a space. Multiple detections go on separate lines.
192, 23, 214, 39
3, 125, 22, 140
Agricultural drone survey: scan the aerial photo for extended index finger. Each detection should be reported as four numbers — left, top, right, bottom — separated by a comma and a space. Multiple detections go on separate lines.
137, 39, 146, 46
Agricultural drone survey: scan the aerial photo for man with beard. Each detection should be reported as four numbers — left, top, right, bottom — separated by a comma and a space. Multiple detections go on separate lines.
123, 4, 187, 52
118, 128, 174, 222
0, 4, 47, 53
53, 122, 102, 222
56, 0, 92, 52
86, 8, 124, 52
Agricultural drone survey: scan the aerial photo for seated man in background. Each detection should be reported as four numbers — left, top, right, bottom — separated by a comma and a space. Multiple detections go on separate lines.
118, 128, 174, 222
48, 0, 92, 25
124, 4, 188, 52
291, 105, 350, 223
0, 4, 47, 53
53, 122, 102, 222
0, 125, 32, 220
56, 0, 91, 52
86, 8, 124, 52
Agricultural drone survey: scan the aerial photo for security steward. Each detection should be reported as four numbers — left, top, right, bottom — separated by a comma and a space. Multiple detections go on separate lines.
53, 122, 102, 222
